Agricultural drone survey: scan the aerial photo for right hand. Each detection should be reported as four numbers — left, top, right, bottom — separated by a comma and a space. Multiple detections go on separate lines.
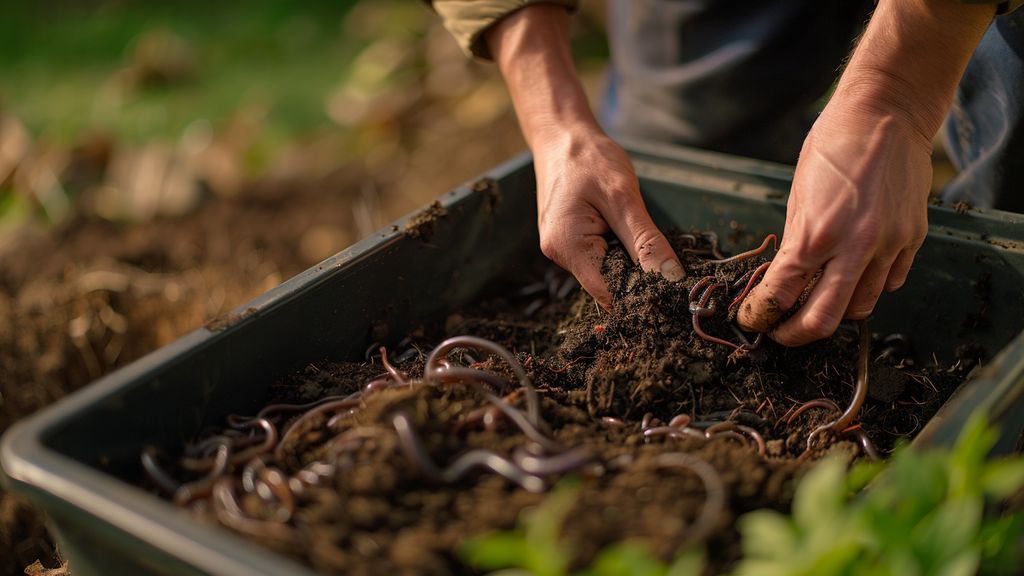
533, 124, 685, 309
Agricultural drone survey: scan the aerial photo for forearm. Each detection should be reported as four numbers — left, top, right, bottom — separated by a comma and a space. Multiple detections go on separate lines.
832, 0, 995, 144
484, 4, 598, 149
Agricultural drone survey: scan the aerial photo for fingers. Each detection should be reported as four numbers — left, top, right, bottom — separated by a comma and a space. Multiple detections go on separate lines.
540, 229, 612, 309
602, 192, 685, 282
736, 243, 824, 333
770, 256, 869, 346
884, 244, 919, 292
844, 254, 897, 319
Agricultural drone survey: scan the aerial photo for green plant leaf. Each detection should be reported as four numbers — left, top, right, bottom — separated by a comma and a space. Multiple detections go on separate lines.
935, 549, 979, 576
736, 510, 796, 560
911, 496, 983, 570
979, 459, 1024, 499
459, 532, 529, 571
666, 547, 705, 576
792, 457, 846, 532
846, 460, 885, 492
579, 542, 666, 576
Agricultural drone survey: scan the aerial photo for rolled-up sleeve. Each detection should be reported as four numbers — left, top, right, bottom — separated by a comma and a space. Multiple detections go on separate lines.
426, 0, 579, 59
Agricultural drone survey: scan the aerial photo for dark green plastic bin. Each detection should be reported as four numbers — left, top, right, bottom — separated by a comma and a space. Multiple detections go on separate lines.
3, 142, 1024, 575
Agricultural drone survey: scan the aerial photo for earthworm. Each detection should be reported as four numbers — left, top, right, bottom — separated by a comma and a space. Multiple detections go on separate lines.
785, 398, 841, 426
480, 392, 562, 452
275, 398, 361, 460
641, 412, 652, 430
707, 234, 777, 265
425, 336, 541, 429
226, 395, 351, 428
705, 428, 749, 447
690, 281, 746, 350
255, 466, 295, 523
184, 434, 240, 461
727, 261, 771, 315
524, 299, 545, 317
652, 453, 726, 545
680, 231, 725, 260
241, 457, 265, 494
877, 333, 909, 362
428, 366, 513, 394
805, 319, 871, 452
295, 460, 338, 487
364, 378, 394, 395
687, 276, 716, 304
668, 414, 692, 428
393, 347, 421, 365
442, 450, 545, 492
692, 309, 741, 350
700, 409, 767, 429
211, 478, 300, 546
227, 418, 278, 465
643, 426, 706, 441
512, 446, 595, 476
173, 443, 230, 506
736, 425, 767, 455
390, 412, 544, 492
390, 412, 444, 482
141, 447, 182, 494
379, 346, 408, 386
600, 417, 626, 428
845, 427, 880, 460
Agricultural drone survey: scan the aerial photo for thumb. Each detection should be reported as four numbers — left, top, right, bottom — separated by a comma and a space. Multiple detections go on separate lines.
604, 193, 685, 282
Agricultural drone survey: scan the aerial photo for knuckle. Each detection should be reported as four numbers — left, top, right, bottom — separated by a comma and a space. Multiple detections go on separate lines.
800, 308, 842, 341
538, 235, 561, 262
845, 306, 873, 320
604, 183, 636, 204
632, 228, 665, 261
885, 274, 907, 292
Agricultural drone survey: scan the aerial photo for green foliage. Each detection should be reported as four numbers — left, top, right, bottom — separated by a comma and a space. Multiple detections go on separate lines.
459, 416, 1024, 576
732, 413, 1024, 576
459, 479, 705, 576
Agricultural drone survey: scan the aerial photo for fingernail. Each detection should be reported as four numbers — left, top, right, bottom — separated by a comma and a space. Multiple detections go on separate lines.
660, 260, 685, 282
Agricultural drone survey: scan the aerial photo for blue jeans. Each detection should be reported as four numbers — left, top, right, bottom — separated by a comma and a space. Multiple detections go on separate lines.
603, 1, 1023, 211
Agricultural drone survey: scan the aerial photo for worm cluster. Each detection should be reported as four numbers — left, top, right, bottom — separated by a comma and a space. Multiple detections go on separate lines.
138, 234, 891, 569
681, 233, 878, 460
141, 336, 738, 553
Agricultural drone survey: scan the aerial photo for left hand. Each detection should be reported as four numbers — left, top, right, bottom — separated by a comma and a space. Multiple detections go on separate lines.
736, 106, 932, 346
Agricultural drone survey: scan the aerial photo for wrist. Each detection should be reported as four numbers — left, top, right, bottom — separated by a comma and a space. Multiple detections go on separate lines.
486, 4, 598, 151
829, 0, 994, 146
826, 72, 937, 150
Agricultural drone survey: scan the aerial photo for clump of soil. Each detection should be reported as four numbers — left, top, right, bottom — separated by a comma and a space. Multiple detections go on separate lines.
147, 231, 968, 575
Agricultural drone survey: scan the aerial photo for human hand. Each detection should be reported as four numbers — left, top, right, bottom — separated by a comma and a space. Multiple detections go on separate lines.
533, 124, 685, 308
736, 108, 932, 346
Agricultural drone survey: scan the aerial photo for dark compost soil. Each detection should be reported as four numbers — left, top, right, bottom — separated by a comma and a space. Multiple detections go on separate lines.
142, 231, 970, 575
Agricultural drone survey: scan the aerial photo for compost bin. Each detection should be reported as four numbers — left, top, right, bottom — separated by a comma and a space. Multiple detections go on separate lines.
2, 142, 1024, 576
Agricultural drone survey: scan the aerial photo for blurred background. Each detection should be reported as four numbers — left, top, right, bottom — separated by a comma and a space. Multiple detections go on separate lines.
0, 1, 608, 573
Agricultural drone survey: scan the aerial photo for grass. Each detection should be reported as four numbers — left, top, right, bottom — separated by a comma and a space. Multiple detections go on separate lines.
0, 0, 427, 145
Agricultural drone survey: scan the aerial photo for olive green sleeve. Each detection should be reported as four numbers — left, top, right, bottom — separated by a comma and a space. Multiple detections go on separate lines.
425, 0, 579, 59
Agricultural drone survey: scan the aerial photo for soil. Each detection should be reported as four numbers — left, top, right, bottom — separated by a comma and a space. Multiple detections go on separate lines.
0, 169, 365, 574
148, 232, 968, 575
